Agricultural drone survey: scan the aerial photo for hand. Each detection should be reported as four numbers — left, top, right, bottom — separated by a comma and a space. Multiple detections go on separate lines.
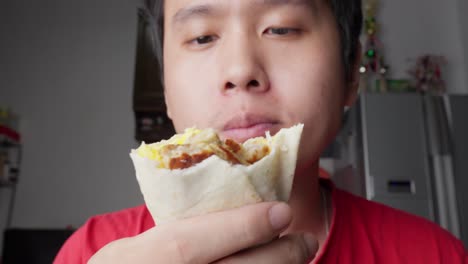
88, 202, 318, 264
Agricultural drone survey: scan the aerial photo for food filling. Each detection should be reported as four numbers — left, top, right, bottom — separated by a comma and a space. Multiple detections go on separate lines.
136, 128, 271, 169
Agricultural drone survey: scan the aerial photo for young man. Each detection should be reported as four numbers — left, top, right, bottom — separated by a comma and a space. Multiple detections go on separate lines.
55, 0, 467, 263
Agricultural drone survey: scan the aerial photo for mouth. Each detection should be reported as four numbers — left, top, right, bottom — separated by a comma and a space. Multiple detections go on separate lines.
221, 114, 280, 143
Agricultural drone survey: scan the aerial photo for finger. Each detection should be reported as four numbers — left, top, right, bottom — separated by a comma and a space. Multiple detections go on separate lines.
214, 233, 318, 264
153, 202, 293, 264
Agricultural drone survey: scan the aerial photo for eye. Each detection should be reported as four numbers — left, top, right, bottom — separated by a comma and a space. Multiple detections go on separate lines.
265, 27, 300, 36
190, 35, 216, 45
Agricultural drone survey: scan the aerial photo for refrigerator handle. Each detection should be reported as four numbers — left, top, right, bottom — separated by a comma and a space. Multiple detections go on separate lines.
359, 94, 375, 200
432, 155, 461, 239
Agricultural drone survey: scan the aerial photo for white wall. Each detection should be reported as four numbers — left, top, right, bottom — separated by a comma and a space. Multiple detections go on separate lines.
458, 0, 468, 90
0, 0, 143, 233
378, 0, 467, 94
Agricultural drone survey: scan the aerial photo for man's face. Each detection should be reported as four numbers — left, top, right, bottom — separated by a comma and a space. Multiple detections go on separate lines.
163, 0, 358, 167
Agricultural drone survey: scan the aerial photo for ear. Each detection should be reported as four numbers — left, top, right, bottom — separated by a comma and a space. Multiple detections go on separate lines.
163, 89, 173, 120
166, 106, 173, 120
343, 43, 362, 107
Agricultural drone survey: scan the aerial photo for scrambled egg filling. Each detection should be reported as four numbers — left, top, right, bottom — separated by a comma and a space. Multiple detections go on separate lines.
136, 127, 270, 169
136, 128, 202, 164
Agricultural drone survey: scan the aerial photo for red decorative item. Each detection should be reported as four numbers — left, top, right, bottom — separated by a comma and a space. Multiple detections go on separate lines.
407, 54, 447, 95
0, 125, 21, 143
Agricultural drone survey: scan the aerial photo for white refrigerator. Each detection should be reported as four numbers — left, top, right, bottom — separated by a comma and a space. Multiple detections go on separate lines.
332, 93, 468, 247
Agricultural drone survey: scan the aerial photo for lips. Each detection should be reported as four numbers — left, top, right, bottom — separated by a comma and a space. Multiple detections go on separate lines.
221, 114, 280, 143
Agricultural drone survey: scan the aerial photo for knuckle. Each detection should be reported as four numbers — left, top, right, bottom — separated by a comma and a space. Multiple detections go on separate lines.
89, 238, 129, 263
239, 212, 265, 244
284, 236, 309, 263
214, 257, 235, 264
167, 233, 197, 264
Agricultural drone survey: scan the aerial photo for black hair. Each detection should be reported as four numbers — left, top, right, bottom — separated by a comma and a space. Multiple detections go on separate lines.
143, 0, 362, 81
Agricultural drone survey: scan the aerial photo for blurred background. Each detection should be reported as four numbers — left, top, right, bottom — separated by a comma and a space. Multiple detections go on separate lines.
0, 0, 467, 262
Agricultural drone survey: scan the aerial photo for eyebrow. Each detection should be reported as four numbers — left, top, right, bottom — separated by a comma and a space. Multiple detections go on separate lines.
261, 0, 308, 5
171, 0, 310, 26
172, 4, 217, 26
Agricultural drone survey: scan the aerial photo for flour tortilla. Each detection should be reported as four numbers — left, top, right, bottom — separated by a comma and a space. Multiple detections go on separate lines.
130, 124, 303, 225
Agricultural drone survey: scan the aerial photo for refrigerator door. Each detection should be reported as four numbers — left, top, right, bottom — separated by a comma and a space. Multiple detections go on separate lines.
447, 95, 468, 247
361, 94, 434, 221
423, 96, 460, 239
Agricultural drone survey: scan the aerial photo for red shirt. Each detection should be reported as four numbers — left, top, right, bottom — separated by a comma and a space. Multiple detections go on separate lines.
54, 183, 467, 263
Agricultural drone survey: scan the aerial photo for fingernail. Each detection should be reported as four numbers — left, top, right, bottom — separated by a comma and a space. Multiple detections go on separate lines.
303, 233, 318, 257
268, 203, 292, 231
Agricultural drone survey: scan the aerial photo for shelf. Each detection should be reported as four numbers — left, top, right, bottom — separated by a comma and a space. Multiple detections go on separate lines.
1, 141, 20, 229
0, 141, 20, 148
0, 179, 17, 188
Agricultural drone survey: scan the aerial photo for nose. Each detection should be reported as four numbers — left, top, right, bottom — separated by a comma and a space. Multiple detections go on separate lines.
219, 36, 270, 93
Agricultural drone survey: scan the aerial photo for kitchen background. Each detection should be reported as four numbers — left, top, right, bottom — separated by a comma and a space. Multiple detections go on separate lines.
0, 0, 467, 260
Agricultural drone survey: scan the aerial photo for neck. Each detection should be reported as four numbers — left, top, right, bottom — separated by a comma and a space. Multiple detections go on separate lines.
282, 161, 330, 247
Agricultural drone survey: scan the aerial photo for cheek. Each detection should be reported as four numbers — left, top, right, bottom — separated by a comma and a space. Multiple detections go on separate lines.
164, 47, 225, 132
269, 45, 345, 163
289, 82, 344, 165
271, 44, 344, 121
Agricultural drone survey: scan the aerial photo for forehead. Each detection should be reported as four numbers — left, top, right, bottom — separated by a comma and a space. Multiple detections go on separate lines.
165, 0, 310, 8
163, 0, 322, 32
164, 0, 315, 18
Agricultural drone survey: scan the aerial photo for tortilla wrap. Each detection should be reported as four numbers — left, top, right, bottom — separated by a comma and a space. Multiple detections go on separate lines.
130, 124, 303, 224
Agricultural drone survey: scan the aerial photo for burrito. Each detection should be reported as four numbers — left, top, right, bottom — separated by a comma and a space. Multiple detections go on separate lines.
130, 124, 304, 224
